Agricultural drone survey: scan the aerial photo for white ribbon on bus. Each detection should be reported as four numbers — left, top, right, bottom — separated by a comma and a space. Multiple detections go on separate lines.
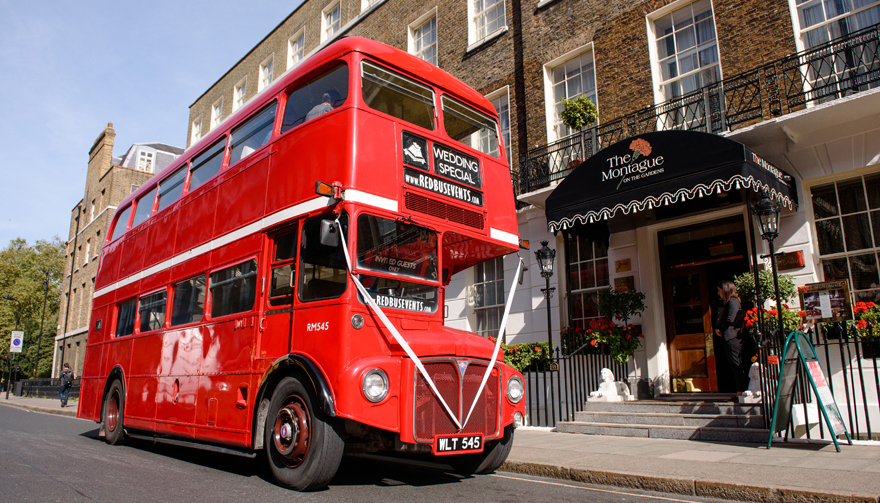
335, 218, 522, 432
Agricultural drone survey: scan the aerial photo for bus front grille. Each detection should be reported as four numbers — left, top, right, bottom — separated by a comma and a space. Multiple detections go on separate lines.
404, 192, 485, 230
414, 360, 499, 442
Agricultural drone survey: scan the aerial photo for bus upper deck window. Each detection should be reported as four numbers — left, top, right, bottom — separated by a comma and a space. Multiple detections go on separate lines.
361, 62, 435, 131
130, 186, 157, 230
156, 166, 187, 212
109, 206, 132, 242
281, 63, 349, 133
441, 96, 500, 157
229, 101, 277, 165
189, 138, 226, 192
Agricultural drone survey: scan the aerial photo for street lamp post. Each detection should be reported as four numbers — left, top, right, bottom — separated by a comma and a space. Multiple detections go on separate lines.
750, 193, 786, 342
3, 296, 21, 399
35, 271, 50, 378
534, 241, 557, 354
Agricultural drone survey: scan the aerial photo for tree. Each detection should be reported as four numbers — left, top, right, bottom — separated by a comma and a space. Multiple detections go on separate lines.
0, 237, 65, 379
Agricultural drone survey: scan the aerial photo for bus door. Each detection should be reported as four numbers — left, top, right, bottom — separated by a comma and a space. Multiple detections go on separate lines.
258, 226, 299, 362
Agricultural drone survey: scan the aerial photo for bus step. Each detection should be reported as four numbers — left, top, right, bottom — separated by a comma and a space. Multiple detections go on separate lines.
126, 432, 258, 459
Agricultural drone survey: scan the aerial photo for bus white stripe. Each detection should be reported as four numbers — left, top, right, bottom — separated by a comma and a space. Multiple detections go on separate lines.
490, 227, 519, 246
93, 196, 336, 299
345, 189, 398, 212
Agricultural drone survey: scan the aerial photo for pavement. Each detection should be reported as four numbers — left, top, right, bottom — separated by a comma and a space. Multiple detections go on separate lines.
2, 394, 878, 502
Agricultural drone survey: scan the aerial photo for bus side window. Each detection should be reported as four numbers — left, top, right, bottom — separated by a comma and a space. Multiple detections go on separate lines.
109, 206, 132, 242
229, 101, 277, 166
269, 230, 298, 307
298, 215, 348, 301
115, 298, 137, 337
210, 260, 258, 318
156, 166, 188, 212
361, 61, 435, 131
281, 63, 349, 133
189, 138, 226, 192
130, 186, 158, 230
138, 290, 167, 332
171, 275, 206, 327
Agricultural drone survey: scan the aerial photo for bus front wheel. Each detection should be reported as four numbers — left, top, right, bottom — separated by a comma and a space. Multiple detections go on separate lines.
449, 426, 514, 475
102, 380, 125, 445
265, 376, 344, 491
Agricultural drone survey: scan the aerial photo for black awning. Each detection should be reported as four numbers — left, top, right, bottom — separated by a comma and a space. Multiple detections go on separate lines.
545, 130, 799, 232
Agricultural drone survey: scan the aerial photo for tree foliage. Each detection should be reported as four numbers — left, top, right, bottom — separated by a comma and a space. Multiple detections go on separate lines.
0, 237, 65, 379
733, 269, 797, 309
559, 95, 599, 132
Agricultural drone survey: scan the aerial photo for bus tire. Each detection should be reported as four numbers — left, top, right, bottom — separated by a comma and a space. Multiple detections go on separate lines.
265, 376, 344, 491
449, 426, 514, 475
102, 380, 125, 445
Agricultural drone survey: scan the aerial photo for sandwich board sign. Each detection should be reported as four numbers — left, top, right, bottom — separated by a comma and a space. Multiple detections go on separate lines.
9, 331, 23, 353
768, 330, 852, 451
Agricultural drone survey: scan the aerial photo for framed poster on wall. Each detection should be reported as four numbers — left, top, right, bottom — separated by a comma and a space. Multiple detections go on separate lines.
798, 280, 853, 324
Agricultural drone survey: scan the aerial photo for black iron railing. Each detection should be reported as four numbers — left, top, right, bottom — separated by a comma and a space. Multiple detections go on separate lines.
516, 24, 880, 196
758, 323, 880, 441
523, 345, 629, 427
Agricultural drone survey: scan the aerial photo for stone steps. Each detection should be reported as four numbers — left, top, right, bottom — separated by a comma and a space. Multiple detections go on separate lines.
556, 400, 768, 443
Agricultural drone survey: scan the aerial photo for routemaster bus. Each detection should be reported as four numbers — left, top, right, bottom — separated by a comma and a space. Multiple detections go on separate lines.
78, 37, 525, 490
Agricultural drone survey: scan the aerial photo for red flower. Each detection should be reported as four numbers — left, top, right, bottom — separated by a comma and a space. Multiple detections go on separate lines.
590, 340, 597, 346
868, 302, 876, 309
638, 333, 644, 338
856, 320, 868, 329
799, 311, 806, 317
535, 346, 541, 352
783, 303, 790, 309
625, 334, 631, 340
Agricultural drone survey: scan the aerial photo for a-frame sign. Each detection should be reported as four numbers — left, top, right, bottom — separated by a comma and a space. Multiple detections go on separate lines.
767, 330, 853, 451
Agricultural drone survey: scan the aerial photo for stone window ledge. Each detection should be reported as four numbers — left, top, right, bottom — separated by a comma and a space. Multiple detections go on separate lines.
466, 26, 509, 54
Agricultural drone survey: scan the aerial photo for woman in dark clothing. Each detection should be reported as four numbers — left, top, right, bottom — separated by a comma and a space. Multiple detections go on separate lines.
715, 281, 748, 392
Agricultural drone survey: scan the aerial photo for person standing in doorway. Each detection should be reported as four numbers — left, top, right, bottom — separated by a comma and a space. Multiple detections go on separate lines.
60, 363, 75, 407
715, 281, 748, 392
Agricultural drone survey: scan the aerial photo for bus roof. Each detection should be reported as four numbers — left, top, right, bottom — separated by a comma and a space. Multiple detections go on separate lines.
117, 37, 497, 215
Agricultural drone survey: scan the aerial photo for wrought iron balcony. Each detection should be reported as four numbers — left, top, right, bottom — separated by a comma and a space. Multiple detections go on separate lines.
515, 23, 880, 197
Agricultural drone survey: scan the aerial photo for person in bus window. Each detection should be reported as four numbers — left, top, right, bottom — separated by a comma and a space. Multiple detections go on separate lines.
306, 93, 334, 121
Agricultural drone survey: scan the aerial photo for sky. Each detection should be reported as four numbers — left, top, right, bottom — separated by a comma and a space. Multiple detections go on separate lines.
0, 1, 301, 247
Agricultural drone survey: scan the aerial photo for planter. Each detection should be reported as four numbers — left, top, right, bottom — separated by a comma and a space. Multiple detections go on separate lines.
861, 337, 880, 359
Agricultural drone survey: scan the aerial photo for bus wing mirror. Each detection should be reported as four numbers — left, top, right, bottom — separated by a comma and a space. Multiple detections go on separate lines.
315, 181, 343, 199
320, 219, 339, 247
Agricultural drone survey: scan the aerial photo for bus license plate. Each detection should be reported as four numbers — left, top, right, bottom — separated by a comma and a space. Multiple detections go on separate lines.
433, 434, 483, 455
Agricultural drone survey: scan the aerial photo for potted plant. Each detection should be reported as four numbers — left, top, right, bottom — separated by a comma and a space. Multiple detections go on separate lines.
853, 301, 880, 357
559, 95, 598, 168
578, 288, 646, 365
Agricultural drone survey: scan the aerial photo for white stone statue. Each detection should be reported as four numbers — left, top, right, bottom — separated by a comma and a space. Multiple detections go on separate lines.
588, 368, 634, 402
739, 362, 763, 403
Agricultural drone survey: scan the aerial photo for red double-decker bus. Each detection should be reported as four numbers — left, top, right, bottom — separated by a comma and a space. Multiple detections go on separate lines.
78, 37, 525, 490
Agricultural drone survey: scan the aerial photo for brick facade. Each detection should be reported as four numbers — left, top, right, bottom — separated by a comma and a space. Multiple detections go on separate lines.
187, 0, 797, 170
54, 124, 181, 377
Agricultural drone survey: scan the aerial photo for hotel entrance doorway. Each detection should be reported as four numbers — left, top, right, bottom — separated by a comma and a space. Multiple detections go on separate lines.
659, 216, 751, 393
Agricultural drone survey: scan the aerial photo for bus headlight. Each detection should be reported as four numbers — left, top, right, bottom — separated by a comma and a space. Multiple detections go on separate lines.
351, 314, 364, 329
506, 375, 524, 403
514, 412, 524, 428
362, 368, 389, 403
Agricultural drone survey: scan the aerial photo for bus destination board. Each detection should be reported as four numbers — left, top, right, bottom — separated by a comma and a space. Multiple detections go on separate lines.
432, 142, 482, 189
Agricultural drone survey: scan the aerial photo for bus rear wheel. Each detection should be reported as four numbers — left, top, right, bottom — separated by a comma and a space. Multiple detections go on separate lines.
449, 426, 514, 475
265, 376, 344, 491
102, 380, 125, 445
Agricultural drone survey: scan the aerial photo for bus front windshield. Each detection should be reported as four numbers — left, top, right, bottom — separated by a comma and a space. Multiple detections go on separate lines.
356, 214, 439, 313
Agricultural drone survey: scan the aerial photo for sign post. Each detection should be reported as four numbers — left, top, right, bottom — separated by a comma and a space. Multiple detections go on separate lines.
767, 330, 852, 451
6, 331, 23, 399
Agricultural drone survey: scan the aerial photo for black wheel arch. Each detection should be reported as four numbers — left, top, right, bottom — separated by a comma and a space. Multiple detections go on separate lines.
252, 354, 336, 449
100, 366, 126, 417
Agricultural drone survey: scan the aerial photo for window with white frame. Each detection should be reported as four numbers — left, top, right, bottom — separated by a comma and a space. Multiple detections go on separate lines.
565, 234, 609, 330
361, 0, 381, 11
547, 48, 597, 141
259, 55, 274, 91
211, 99, 223, 130
651, 0, 721, 102
811, 173, 880, 303
485, 88, 511, 161
322, 2, 341, 42
191, 120, 202, 145
409, 12, 438, 65
137, 150, 154, 172
794, 0, 880, 49
288, 30, 305, 70
473, 257, 504, 339
90, 200, 96, 222
234, 78, 247, 111
84, 239, 90, 265
470, 0, 506, 46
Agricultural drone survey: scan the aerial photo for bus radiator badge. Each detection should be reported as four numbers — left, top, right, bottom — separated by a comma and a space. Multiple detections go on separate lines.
457, 360, 469, 376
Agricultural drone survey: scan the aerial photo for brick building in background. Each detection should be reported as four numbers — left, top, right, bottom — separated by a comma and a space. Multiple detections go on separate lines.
54, 123, 182, 377
183, 0, 880, 413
